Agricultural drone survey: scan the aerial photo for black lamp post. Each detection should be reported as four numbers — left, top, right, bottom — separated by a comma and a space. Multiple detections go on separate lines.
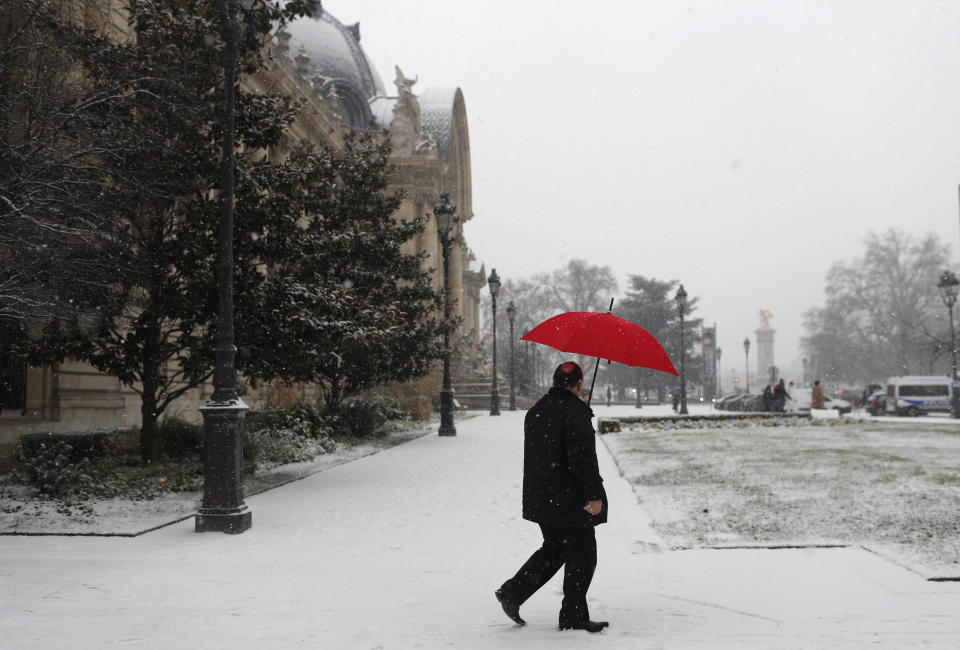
488, 269, 501, 415
435, 194, 458, 436
716, 347, 722, 395
937, 270, 960, 419
743, 337, 751, 394
675, 284, 688, 414
195, 0, 263, 534
506, 301, 517, 410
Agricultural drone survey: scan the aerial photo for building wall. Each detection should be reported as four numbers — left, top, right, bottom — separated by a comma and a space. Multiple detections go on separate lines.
0, 5, 480, 444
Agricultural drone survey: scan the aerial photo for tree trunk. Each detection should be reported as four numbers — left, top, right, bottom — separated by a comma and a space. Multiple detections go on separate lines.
140, 386, 160, 465
325, 375, 342, 414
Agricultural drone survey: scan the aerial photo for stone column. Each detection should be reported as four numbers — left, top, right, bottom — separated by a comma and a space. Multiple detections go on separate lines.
755, 328, 777, 385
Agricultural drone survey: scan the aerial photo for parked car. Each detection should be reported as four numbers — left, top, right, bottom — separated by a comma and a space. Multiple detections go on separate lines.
885, 375, 952, 416
741, 393, 765, 412
824, 395, 851, 414
714, 393, 740, 410
722, 394, 749, 411
865, 390, 887, 416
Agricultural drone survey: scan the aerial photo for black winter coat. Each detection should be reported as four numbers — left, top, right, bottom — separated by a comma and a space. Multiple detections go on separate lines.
522, 387, 607, 527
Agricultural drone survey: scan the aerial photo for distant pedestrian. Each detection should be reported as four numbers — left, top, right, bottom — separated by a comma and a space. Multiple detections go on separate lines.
495, 362, 609, 633
672, 390, 680, 412
773, 379, 789, 412
811, 380, 825, 409
761, 385, 773, 411
606, 385, 612, 408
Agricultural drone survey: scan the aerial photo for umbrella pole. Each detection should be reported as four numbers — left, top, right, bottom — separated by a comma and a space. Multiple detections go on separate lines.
585, 298, 615, 406
586, 356, 601, 406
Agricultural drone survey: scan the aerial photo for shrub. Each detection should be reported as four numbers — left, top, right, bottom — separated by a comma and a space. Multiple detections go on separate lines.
597, 419, 622, 434
340, 397, 388, 438
245, 426, 336, 468
14, 440, 94, 496
409, 396, 434, 421
242, 402, 340, 468
157, 418, 203, 459
19, 431, 110, 464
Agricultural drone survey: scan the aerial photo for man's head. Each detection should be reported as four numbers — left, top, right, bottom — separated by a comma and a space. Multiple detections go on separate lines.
553, 361, 584, 394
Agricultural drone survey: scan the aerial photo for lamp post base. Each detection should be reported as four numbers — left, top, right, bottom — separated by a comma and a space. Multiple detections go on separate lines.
439, 387, 457, 436
195, 506, 252, 534
195, 398, 251, 534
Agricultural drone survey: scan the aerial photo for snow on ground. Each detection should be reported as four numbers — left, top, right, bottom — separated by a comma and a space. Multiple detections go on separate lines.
599, 405, 960, 578
0, 422, 432, 535
1, 407, 959, 648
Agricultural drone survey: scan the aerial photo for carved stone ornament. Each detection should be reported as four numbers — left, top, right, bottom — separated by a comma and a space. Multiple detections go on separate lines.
390, 66, 421, 156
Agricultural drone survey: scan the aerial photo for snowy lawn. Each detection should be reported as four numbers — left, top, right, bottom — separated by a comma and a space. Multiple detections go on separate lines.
602, 415, 960, 578
0, 418, 438, 536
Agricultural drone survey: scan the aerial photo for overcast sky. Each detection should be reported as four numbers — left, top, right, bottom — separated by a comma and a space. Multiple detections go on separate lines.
320, 0, 960, 383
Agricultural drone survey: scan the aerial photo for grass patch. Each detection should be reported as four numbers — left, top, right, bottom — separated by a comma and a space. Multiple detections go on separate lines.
604, 419, 960, 575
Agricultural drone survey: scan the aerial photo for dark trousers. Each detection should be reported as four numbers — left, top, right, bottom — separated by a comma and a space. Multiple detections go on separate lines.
500, 523, 597, 624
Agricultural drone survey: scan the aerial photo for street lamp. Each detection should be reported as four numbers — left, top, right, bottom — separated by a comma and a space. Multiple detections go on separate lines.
675, 284, 688, 415
195, 0, 265, 534
435, 194, 458, 436
716, 347, 722, 395
743, 337, 751, 394
506, 301, 517, 410
937, 270, 960, 419
488, 269, 501, 415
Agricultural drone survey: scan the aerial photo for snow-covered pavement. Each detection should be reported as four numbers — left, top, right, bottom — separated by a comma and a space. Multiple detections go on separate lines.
2, 408, 959, 649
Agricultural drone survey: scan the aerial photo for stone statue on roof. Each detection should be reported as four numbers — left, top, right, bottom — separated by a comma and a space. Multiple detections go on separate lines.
758, 309, 774, 329
391, 66, 422, 156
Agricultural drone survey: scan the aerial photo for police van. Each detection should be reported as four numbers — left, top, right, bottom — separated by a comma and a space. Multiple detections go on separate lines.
885, 376, 953, 416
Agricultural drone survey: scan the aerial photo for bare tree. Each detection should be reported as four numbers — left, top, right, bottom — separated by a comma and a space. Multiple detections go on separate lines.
534, 258, 618, 313
802, 229, 951, 383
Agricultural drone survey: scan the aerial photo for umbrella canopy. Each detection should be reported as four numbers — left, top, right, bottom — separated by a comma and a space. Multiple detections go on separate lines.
521, 311, 678, 376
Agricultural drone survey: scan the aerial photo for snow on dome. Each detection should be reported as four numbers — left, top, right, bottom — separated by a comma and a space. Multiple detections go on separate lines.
283, 8, 385, 99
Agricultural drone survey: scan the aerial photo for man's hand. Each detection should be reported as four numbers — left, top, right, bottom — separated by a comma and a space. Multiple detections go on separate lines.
583, 500, 602, 516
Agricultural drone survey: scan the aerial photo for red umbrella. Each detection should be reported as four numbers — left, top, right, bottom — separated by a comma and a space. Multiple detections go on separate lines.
521, 303, 677, 404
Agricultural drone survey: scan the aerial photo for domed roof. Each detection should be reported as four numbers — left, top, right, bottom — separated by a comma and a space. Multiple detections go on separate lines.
419, 88, 460, 161
283, 8, 386, 124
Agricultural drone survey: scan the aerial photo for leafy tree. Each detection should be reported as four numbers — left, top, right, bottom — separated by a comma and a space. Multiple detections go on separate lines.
802, 229, 952, 383
611, 275, 701, 403
482, 260, 618, 396
232, 136, 456, 412
27, 0, 319, 463
0, 1, 118, 322
484, 278, 556, 397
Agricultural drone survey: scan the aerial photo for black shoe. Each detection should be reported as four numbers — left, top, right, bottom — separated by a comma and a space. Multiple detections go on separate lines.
559, 620, 609, 633
495, 589, 526, 625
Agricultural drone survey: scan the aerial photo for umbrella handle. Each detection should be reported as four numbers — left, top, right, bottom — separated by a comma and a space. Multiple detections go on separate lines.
585, 298, 615, 406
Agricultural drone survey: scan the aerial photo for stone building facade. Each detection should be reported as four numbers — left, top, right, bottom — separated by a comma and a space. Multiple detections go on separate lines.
0, 5, 481, 443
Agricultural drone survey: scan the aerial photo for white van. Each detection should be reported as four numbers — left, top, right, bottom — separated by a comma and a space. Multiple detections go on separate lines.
885, 376, 952, 416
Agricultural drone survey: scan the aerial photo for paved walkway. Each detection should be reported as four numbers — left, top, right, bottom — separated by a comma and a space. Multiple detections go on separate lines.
2, 409, 959, 648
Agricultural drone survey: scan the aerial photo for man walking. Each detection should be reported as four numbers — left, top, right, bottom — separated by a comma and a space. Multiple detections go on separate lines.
495, 361, 609, 633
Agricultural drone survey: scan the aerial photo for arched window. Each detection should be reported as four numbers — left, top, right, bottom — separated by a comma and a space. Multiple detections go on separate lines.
0, 319, 26, 414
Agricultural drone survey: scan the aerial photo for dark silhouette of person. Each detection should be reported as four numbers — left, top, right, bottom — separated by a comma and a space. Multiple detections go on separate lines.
811, 380, 825, 409
495, 362, 609, 633
773, 379, 789, 412
761, 385, 773, 412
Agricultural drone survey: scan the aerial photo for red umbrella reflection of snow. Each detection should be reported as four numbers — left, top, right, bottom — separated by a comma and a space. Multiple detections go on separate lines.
521, 311, 678, 376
